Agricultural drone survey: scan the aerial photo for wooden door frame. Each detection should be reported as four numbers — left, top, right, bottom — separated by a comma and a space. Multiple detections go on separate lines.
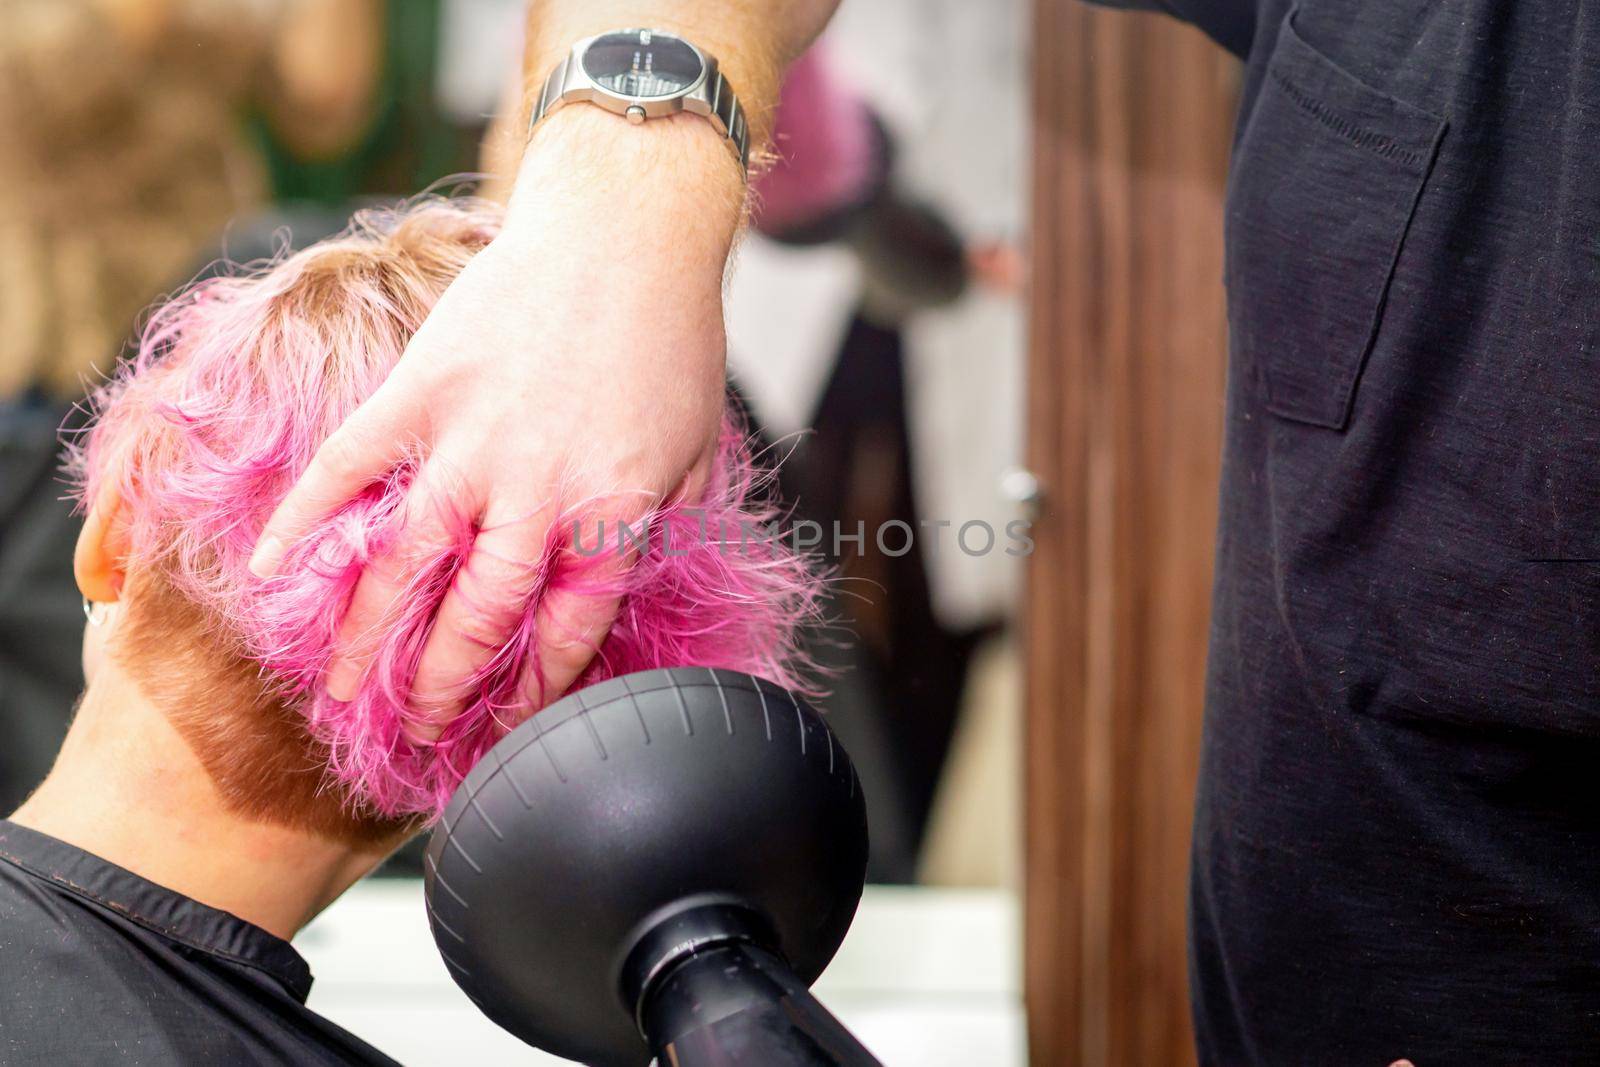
1023, 4, 1238, 1064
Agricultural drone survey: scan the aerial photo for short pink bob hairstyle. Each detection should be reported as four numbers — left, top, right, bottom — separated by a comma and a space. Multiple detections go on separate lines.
74, 198, 820, 831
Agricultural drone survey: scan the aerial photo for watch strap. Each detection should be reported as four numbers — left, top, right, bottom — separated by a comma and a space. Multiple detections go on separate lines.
682, 62, 751, 172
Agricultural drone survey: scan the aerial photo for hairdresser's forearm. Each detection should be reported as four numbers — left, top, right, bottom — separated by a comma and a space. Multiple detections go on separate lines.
476, 104, 738, 423
489, 2, 839, 357
499, 1, 839, 237
499, 105, 741, 271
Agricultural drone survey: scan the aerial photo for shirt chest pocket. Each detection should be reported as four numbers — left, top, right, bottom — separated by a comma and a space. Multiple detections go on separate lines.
1226, 13, 1446, 429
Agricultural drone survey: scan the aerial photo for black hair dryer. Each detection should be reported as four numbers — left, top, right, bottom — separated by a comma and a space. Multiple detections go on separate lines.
423, 667, 882, 1067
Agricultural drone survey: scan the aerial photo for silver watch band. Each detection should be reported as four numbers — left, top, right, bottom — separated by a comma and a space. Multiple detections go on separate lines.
529, 37, 751, 174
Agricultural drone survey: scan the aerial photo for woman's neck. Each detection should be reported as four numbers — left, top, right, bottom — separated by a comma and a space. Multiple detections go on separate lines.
10, 662, 387, 941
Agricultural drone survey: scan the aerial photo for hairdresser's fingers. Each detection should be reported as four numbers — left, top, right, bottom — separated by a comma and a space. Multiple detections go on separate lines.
250, 386, 429, 578
324, 461, 468, 703
403, 497, 561, 740
522, 455, 716, 709
522, 574, 627, 712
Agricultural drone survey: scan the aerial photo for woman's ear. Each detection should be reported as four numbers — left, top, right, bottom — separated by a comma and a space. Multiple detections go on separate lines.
75, 482, 129, 604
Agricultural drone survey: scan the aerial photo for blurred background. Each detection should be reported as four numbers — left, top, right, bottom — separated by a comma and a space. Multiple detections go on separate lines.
0, 0, 1034, 1062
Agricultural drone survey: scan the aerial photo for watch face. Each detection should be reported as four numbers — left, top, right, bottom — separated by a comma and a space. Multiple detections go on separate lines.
582, 30, 704, 99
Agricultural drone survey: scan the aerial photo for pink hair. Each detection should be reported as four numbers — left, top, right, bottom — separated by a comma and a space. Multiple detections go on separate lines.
72, 198, 822, 819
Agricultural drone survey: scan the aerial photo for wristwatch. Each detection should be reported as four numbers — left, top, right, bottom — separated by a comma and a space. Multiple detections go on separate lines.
529, 28, 750, 174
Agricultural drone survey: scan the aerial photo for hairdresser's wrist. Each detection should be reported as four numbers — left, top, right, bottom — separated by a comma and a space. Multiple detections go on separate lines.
500, 105, 745, 282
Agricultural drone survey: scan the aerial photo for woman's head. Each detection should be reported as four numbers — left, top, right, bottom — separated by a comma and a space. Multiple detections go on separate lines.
72, 198, 820, 843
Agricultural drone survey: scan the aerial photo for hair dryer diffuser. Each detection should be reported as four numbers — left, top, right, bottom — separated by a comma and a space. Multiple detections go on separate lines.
423, 667, 879, 1066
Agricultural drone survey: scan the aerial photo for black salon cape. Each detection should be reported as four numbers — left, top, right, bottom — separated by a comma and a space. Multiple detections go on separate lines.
0, 821, 397, 1065
1083, 0, 1600, 1062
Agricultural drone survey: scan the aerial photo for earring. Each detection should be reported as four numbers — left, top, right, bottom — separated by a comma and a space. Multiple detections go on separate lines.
83, 597, 108, 626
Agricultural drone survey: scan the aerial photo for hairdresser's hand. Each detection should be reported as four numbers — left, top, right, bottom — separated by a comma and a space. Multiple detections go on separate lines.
249, 108, 743, 737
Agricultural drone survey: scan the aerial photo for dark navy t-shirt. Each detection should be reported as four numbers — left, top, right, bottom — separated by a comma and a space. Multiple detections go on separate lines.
1090, 1, 1600, 1062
